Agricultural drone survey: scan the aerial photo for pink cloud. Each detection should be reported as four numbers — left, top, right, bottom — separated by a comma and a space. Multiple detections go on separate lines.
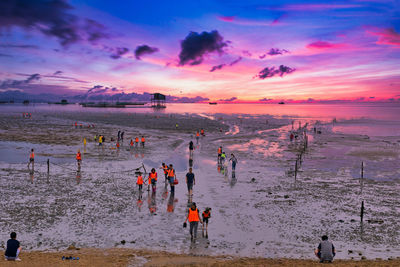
306, 41, 346, 50
367, 28, 400, 47
218, 16, 235, 22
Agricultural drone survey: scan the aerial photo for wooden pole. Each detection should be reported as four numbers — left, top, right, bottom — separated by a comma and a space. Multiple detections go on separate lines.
295, 159, 298, 180
47, 159, 50, 173
360, 200, 364, 222
361, 161, 364, 179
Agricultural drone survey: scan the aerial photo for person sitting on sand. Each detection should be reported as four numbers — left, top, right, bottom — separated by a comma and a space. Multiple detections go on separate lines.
314, 235, 336, 263
5, 232, 22, 261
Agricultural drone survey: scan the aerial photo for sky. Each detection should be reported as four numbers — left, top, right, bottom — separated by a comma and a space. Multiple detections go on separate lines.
0, 0, 399, 102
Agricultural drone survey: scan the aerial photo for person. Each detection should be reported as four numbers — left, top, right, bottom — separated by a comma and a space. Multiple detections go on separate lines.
200, 128, 205, 136
5, 232, 21, 261
117, 130, 121, 141
83, 138, 87, 146
141, 136, 145, 148
186, 167, 195, 196
290, 132, 294, 141
195, 131, 200, 144
202, 208, 211, 231
229, 153, 238, 171
185, 202, 202, 242
136, 172, 143, 191
98, 135, 103, 146
94, 134, 97, 142
130, 139, 134, 148
27, 148, 34, 168
160, 163, 168, 183
217, 146, 222, 164
221, 151, 226, 164
135, 137, 139, 148
315, 235, 336, 263
167, 164, 176, 193
76, 149, 82, 167
121, 131, 124, 141
148, 168, 157, 192
116, 141, 120, 149
189, 141, 194, 157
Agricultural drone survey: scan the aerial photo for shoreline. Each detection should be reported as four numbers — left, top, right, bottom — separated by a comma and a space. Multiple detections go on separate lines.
2, 248, 400, 267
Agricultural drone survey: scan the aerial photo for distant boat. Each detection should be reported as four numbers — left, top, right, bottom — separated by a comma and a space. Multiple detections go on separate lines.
278, 101, 285, 104
209, 102, 217, 105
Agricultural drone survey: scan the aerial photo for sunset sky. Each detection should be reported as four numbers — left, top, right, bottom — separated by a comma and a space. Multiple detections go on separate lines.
0, 0, 399, 102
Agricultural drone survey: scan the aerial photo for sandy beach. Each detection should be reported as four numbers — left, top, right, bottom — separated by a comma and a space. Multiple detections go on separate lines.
0, 105, 399, 266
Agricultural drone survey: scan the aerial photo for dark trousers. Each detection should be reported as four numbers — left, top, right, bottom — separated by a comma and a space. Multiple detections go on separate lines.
190, 221, 199, 238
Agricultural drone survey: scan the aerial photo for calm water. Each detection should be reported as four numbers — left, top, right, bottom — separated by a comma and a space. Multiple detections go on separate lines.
1, 102, 400, 136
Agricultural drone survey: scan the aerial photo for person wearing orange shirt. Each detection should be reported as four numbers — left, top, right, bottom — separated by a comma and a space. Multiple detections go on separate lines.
195, 131, 200, 144
167, 164, 176, 193
184, 202, 203, 242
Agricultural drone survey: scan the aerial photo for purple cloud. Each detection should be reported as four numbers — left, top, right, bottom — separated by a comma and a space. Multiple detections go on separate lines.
0, 73, 40, 89
219, 97, 237, 102
110, 47, 129, 59
255, 65, 296, 79
178, 30, 229, 66
134, 45, 159, 60
0, 0, 109, 47
259, 48, 289, 58
210, 64, 226, 72
259, 98, 272, 102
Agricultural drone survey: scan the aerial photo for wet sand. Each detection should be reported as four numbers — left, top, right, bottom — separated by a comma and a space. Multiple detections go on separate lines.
1, 248, 400, 267
0, 109, 399, 263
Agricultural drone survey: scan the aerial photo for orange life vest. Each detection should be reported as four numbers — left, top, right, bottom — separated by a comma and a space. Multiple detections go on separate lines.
218, 147, 222, 154
149, 172, 157, 181
130, 140, 133, 146
196, 132, 200, 137
137, 175, 143, 185
202, 211, 210, 218
30, 152, 34, 159
76, 152, 81, 160
188, 208, 199, 222
162, 165, 168, 174
201, 129, 204, 134
135, 137, 139, 142
141, 137, 145, 142
116, 142, 120, 148
167, 168, 175, 177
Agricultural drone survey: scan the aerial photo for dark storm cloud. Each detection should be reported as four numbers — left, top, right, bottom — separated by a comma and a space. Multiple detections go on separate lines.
178, 30, 229, 66
110, 47, 129, 59
259, 48, 289, 59
0, 73, 40, 89
255, 65, 296, 79
0, 0, 109, 47
134, 45, 159, 60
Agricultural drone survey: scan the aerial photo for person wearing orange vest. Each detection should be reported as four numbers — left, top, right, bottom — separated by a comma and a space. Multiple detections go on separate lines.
28, 148, 35, 168
200, 128, 205, 136
141, 136, 145, 148
195, 131, 200, 144
185, 202, 203, 242
148, 168, 158, 192
135, 137, 139, 148
136, 172, 144, 191
130, 139, 134, 148
202, 208, 211, 232
167, 164, 176, 193
217, 146, 222, 164
76, 149, 82, 167
160, 163, 168, 183
116, 141, 120, 149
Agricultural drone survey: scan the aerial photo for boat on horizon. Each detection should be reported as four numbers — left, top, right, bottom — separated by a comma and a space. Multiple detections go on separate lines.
209, 102, 217, 105
278, 101, 285, 104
